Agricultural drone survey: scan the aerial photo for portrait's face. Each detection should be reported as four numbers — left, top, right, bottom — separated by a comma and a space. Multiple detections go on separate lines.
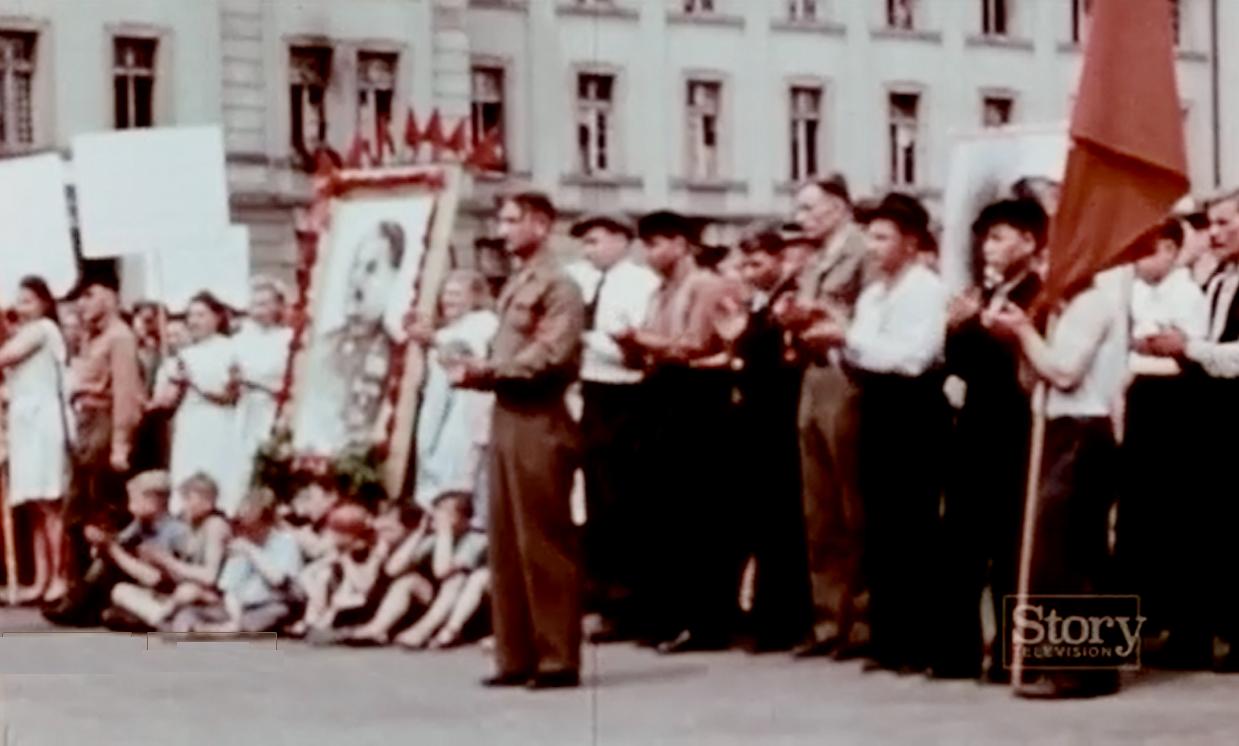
347, 228, 401, 325
795, 184, 848, 244
439, 278, 472, 325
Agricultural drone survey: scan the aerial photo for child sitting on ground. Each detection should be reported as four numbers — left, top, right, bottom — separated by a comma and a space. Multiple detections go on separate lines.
296, 502, 390, 638
283, 473, 344, 561
341, 503, 439, 645
388, 491, 489, 650
47, 470, 189, 628
168, 487, 304, 634
108, 472, 231, 630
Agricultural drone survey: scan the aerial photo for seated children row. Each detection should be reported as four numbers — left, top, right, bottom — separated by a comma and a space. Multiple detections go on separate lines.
72, 469, 489, 647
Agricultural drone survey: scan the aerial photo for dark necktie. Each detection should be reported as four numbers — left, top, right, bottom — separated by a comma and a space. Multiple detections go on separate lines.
585, 269, 610, 331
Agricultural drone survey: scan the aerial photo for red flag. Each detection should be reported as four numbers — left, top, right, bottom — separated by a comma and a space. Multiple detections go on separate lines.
404, 109, 422, 151
345, 131, 371, 169
443, 118, 468, 156
423, 109, 445, 158
1038, 0, 1188, 310
466, 127, 506, 173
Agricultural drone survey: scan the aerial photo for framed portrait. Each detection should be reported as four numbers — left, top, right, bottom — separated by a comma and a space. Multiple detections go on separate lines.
285, 164, 461, 496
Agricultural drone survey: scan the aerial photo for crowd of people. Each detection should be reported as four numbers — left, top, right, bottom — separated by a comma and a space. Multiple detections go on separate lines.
2, 172, 1236, 699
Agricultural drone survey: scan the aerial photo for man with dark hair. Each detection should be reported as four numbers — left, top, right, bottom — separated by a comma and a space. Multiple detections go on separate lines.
776, 174, 872, 660
565, 214, 659, 642
615, 209, 745, 654
934, 198, 1046, 681
806, 192, 949, 674
732, 230, 812, 651
448, 191, 586, 690
1143, 188, 1239, 672
48, 262, 145, 617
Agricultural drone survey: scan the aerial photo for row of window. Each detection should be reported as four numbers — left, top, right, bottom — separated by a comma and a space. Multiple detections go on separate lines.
0, 31, 155, 149
574, 0, 1183, 46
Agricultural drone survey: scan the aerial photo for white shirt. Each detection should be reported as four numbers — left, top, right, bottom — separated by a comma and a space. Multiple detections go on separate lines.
566, 257, 660, 385
1130, 267, 1208, 376
1045, 281, 1129, 419
1185, 262, 1239, 377
845, 262, 947, 377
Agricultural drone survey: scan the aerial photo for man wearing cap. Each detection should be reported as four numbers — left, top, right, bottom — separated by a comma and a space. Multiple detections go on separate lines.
776, 175, 872, 660
805, 193, 950, 673
58, 262, 145, 608
447, 191, 586, 690
614, 209, 745, 654
564, 214, 659, 641
934, 198, 1045, 681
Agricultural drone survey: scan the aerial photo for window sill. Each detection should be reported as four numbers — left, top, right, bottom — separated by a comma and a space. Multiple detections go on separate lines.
556, 3, 639, 21
468, 0, 529, 10
965, 34, 1034, 52
560, 173, 643, 189
667, 12, 745, 29
670, 178, 748, 194
770, 19, 846, 37
870, 27, 943, 44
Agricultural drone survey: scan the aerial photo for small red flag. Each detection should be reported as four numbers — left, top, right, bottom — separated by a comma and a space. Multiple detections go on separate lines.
443, 118, 468, 156
423, 109, 445, 158
466, 127, 506, 173
1037, 0, 1188, 310
345, 132, 371, 169
404, 109, 422, 151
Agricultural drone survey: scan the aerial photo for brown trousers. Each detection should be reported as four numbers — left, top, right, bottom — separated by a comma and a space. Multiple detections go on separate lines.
797, 364, 869, 646
488, 399, 582, 676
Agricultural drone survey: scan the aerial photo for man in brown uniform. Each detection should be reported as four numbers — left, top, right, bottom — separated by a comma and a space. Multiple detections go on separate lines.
615, 210, 746, 654
47, 263, 145, 624
448, 192, 586, 690
775, 176, 872, 659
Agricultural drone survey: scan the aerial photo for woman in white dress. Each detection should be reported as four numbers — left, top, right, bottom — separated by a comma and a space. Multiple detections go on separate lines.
410, 270, 498, 526
232, 278, 293, 491
153, 292, 244, 517
0, 277, 72, 604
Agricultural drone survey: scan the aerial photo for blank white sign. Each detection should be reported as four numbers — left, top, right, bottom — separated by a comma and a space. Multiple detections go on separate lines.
0, 153, 77, 304
124, 225, 252, 313
73, 126, 230, 259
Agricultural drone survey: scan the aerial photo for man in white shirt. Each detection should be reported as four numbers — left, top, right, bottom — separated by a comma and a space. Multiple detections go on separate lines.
564, 214, 659, 641
988, 267, 1129, 699
1143, 189, 1239, 672
808, 192, 949, 674
1121, 220, 1208, 667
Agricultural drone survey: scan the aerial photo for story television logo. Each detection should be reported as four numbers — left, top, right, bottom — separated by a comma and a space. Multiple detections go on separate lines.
1003, 595, 1144, 671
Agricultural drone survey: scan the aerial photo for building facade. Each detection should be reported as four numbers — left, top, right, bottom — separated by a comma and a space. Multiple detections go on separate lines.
0, 0, 1226, 281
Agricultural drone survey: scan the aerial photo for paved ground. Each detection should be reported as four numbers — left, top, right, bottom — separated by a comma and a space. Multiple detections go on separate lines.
0, 609, 1237, 745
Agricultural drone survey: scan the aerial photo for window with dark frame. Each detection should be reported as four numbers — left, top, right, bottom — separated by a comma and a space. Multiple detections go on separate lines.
687, 79, 722, 180
470, 65, 507, 171
357, 51, 397, 153
981, 0, 1008, 36
789, 85, 822, 181
290, 45, 332, 162
982, 95, 1014, 127
114, 37, 157, 130
788, 0, 817, 22
0, 31, 35, 148
577, 72, 614, 175
888, 91, 919, 187
887, 0, 915, 30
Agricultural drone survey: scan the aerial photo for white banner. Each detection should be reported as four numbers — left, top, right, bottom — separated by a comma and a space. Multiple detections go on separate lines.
939, 124, 1070, 293
73, 125, 230, 258
0, 153, 77, 304
122, 225, 251, 313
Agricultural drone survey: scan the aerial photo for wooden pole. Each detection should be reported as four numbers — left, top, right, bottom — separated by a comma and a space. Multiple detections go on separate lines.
1009, 378, 1047, 688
